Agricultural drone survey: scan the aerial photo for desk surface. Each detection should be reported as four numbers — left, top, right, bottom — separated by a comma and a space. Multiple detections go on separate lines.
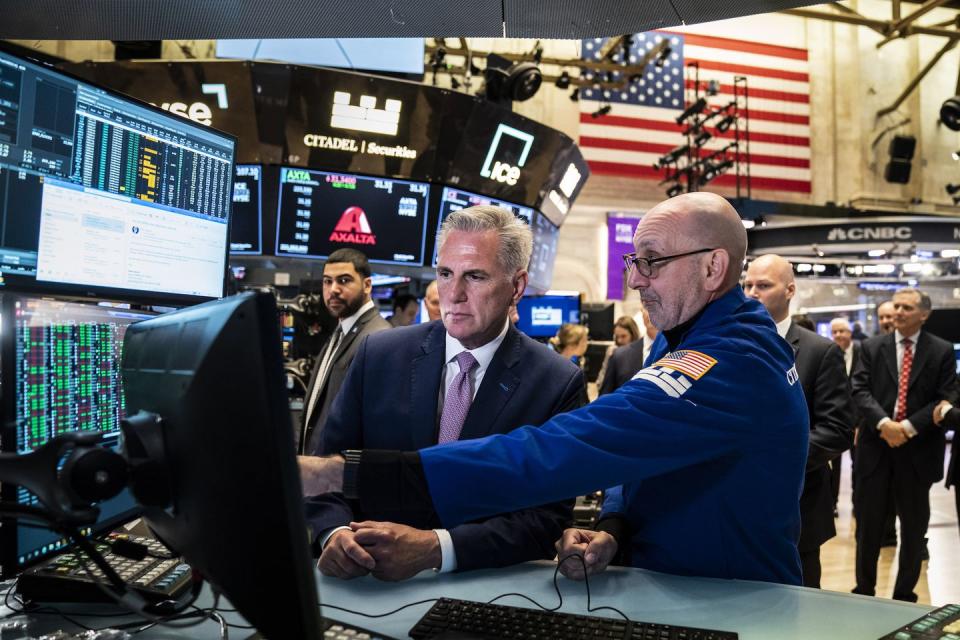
8, 561, 933, 639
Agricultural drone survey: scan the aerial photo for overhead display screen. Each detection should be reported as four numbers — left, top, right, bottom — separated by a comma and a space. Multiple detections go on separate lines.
283, 67, 444, 180
528, 211, 560, 293
230, 164, 262, 254
432, 186, 533, 266
275, 167, 429, 266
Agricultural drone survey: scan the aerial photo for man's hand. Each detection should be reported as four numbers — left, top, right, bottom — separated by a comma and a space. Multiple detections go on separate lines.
318, 529, 376, 580
298, 455, 345, 496
934, 400, 952, 426
879, 420, 909, 448
349, 521, 441, 582
554, 528, 618, 581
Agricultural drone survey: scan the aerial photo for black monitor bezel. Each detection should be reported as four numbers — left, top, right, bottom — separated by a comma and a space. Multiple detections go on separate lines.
0, 293, 153, 578
0, 42, 237, 307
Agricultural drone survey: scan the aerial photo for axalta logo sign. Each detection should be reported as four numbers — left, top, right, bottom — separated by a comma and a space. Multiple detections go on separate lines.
330, 206, 377, 245
826, 226, 912, 242
330, 91, 402, 136
154, 83, 228, 127
480, 124, 534, 186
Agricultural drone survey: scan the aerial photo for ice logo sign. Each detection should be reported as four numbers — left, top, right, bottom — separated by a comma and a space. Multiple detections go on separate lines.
480, 124, 534, 187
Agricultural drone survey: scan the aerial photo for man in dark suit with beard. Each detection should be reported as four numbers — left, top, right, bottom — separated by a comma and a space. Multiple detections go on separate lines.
744, 254, 853, 588
852, 287, 956, 602
299, 248, 391, 455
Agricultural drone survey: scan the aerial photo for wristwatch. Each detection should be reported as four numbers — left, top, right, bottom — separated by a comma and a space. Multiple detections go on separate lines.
341, 450, 363, 500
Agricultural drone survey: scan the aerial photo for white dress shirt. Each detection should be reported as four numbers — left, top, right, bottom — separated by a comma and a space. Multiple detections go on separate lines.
774, 316, 792, 340
842, 343, 854, 376
877, 329, 921, 437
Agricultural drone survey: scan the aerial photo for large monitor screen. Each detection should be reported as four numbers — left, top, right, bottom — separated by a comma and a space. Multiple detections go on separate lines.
0, 47, 235, 303
515, 294, 581, 339
528, 211, 560, 294
275, 167, 429, 266
217, 39, 425, 76
432, 186, 533, 266
230, 164, 262, 255
0, 295, 154, 575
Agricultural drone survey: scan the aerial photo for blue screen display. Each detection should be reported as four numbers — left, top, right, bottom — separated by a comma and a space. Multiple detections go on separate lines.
516, 295, 580, 339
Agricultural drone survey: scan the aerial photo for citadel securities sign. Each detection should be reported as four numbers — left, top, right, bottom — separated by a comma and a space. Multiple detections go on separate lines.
748, 219, 960, 252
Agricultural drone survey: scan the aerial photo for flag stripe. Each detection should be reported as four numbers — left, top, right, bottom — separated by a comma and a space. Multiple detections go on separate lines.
579, 104, 810, 127
583, 148, 811, 181
579, 117, 810, 147
580, 123, 812, 158
686, 57, 809, 83
585, 161, 811, 192
579, 137, 811, 169
683, 79, 808, 104
666, 31, 809, 61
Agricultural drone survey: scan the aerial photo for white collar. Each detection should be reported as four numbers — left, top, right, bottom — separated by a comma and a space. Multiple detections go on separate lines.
775, 316, 792, 339
444, 318, 510, 371
338, 299, 376, 336
894, 328, 921, 345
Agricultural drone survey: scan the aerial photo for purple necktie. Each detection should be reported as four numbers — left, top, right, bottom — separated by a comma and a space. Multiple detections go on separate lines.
438, 351, 479, 444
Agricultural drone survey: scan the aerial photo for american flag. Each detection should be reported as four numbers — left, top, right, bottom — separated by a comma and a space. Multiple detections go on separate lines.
653, 350, 718, 380
579, 31, 811, 194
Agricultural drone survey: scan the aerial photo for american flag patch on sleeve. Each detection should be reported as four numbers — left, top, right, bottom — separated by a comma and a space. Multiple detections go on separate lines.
651, 350, 717, 380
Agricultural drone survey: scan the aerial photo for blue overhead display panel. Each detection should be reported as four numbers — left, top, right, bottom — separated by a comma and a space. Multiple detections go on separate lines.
216, 39, 425, 75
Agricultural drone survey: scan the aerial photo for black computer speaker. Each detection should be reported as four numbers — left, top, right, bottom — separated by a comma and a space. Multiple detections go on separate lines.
884, 135, 916, 183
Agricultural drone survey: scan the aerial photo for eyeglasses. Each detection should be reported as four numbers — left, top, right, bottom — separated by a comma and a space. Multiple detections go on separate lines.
622, 248, 718, 278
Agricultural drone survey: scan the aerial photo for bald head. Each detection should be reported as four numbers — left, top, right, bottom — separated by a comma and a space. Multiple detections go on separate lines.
830, 317, 852, 350
643, 192, 747, 292
424, 279, 441, 322
743, 253, 796, 323
877, 300, 895, 334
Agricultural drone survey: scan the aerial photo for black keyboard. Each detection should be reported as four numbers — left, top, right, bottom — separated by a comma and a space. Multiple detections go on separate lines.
17, 532, 192, 604
409, 598, 738, 640
324, 617, 398, 639
878, 603, 960, 639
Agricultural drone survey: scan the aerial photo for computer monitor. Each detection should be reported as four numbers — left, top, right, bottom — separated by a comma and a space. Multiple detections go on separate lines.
527, 212, 560, 294
275, 168, 429, 267
120, 291, 321, 639
515, 294, 581, 339
0, 45, 235, 304
954, 343, 960, 375
0, 295, 154, 576
431, 186, 534, 266
230, 164, 263, 255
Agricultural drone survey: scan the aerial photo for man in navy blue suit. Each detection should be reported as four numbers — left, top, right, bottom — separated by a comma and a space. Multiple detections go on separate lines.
306, 205, 585, 581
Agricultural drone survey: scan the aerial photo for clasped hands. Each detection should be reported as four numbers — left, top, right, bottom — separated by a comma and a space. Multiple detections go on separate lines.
879, 419, 911, 448
933, 400, 952, 427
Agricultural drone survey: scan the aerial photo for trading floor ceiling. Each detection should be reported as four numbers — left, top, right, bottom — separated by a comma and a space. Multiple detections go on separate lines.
0, 0, 831, 40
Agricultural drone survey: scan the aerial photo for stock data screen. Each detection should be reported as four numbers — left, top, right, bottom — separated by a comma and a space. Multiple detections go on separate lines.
528, 211, 560, 293
0, 49, 235, 301
230, 164, 262, 254
516, 295, 580, 339
432, 187, 533, 266
5, 297, 154, 568
275, 168, 429, 266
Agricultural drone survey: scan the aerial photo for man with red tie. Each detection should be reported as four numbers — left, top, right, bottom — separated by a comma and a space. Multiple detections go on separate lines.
851, 287, 956, 602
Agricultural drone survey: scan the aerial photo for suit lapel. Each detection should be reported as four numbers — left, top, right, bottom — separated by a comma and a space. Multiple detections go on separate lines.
784, 322, 801, 359
331, 307, 375, 365
880, 334, 898, 384
458, 325, 522, 441
410, 323, 446, 449
907, 332, 931, 390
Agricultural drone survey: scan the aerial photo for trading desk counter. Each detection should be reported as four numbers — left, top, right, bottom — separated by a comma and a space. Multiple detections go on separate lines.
318, 560, 931, 639
6, 560, 932, 639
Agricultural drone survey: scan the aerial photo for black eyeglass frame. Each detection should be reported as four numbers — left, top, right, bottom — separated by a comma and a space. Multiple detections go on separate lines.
622, 247, 718, 278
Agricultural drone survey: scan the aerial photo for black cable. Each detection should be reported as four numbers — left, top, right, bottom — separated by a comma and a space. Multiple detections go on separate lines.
319, 553, 629, 623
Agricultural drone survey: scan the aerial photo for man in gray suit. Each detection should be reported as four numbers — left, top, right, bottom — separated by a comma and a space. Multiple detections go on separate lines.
299, 248, 390, 454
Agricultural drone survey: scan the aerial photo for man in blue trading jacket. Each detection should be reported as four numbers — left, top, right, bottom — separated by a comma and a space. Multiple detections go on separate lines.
299, 192, 810, 585
305, 205, 584, 581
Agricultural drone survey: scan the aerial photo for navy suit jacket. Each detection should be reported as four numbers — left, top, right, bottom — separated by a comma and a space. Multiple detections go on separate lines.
306, 320, 584, 571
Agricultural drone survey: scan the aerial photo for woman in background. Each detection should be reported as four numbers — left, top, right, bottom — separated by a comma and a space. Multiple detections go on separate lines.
550, 323, 590, 406
595, 316, 641, 392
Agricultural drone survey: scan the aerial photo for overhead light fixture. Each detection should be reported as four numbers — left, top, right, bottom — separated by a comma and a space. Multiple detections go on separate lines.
654, 45, 672, 68
941, 249, 960, 258
796, 263, 813, 273
653, 144, 689, 170
666, 184, 684, 198
555, 71, 571, 89
675, 97, 707, 125
694, 130, 711, 146
591, 104, 612, 118
867, 249, 887, 257
902, 262, 923, 274
940, 95, 960, 131
952, 150, 960, 161
741, 219, 755, 229
812, 244, 825, 258
569, 87, 580, 102
946, 183, 960, 195
705, 80, 721, 96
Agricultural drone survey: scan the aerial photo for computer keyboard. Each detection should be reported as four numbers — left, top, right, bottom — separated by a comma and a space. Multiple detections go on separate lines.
878, 603, 960, 639
324, 616, 396, 639
409, 598, 738, 639
17, 532, 192, 604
